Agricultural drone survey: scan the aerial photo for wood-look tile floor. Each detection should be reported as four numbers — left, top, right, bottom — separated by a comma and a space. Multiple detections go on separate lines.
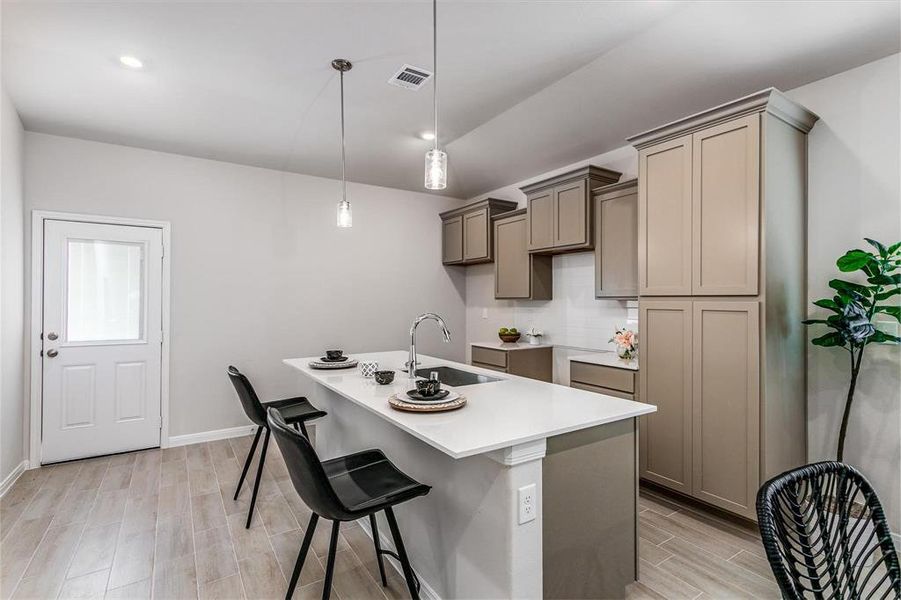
1, 436, 778, 599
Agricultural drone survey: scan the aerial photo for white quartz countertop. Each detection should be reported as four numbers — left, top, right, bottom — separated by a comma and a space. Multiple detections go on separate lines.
570, 352, 639, 371
283, 350, 654, 460
471, 341, 553, 351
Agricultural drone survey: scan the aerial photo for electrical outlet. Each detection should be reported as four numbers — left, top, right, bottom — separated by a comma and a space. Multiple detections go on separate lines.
481, 308, 488, 319
518, 484, 537, 524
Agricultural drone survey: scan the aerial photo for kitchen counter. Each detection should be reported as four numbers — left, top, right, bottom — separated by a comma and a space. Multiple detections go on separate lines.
471, 340, 554, 351
570, 350, 639, 371
284, 350, 652, 459
284, 350, 654, 599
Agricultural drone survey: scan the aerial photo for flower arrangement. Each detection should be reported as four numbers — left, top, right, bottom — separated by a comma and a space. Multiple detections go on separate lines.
525, 327, 544, 345
610, 327, 637, 360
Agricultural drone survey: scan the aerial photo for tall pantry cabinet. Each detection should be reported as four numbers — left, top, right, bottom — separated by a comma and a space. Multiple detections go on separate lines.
627, 89, 818, 519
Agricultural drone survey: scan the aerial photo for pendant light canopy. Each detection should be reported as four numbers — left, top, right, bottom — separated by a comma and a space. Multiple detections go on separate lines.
424, 0, 447, 190
333, 58, 353, 227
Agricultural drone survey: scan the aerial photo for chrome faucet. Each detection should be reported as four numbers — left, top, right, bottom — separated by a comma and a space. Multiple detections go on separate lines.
407, 313, 452, 378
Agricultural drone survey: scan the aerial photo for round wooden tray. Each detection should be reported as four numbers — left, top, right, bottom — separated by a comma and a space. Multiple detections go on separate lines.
388, 393, 467, 413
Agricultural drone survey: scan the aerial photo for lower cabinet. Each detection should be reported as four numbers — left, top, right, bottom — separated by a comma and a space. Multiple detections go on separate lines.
569, 361, 637, 401
639, 299, 760, 519
471, 344, 553, 382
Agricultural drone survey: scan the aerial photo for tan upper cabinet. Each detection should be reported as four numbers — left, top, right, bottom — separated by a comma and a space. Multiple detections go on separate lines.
639, 300, 693, 495
692, 115, 760, 295
439, 198, 518, 266
523, 166, 621, 254
463, 208, 489, 262
594, 179, 638, 298
442, 216, 463, 264
638, 135, 693, 296
691, 301, 760, 519
494, 209, 552, 300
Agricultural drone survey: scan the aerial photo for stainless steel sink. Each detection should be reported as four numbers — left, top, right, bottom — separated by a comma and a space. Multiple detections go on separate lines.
415, 366, 501, 387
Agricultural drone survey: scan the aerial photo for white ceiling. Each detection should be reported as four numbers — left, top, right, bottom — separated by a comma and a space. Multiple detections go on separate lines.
3, 1, 899, 198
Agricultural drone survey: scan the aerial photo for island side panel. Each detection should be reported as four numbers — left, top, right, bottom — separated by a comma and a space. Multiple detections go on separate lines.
543, 418, 638, 599
310, 383, 543, 599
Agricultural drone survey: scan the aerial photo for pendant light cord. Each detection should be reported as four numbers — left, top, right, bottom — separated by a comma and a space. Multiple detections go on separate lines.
339, 69, 347, 202
433, 0, 438, 151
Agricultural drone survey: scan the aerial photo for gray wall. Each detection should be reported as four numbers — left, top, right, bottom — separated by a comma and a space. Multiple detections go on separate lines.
1, 87, 26, 483
23, 133, 466, 440
787, 54, 900, 534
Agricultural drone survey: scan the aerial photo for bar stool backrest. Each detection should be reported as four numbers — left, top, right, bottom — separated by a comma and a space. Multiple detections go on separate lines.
267, 407, 349, 521
757, 461, 901, 599
227, 366, 267, 427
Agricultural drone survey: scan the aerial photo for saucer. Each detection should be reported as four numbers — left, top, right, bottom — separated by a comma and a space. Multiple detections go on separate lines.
320, 356, 348, 363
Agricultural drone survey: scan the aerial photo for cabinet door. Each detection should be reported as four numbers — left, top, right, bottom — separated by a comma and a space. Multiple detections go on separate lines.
527, 190, 555, 251
692, 115, 760, 295
638, 300, 693, 494
639, 135, 692, 295
691, 301, 759, 519
554, 179, 588, 248
495, 215, 530, 298
596, 190, 638, 298
442, 216, 463, 264
463, 208, 490, 262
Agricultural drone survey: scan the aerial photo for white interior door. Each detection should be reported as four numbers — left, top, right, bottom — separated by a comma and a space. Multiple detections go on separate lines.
41, 220, 163, 463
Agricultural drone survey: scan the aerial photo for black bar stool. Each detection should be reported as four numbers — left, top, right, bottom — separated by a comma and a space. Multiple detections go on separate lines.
267, 407, 430, 600
227, 366, 326, 529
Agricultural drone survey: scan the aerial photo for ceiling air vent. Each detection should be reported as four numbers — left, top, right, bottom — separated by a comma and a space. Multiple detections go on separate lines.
388, 64, 433, 90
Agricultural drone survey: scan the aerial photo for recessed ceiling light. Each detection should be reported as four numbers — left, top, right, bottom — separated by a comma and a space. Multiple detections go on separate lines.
420, 131, 436, 141
119, 55, 144, 69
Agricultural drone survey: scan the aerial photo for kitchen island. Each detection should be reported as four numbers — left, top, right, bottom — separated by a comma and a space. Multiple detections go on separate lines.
284, 350, 655, 599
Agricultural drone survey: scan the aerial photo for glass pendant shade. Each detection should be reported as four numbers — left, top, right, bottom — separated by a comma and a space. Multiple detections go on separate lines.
424, 148, 447, 190
336, 198, 352, 228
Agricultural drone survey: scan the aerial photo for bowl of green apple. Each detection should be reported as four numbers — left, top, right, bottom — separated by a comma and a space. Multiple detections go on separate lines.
498, 327, 521, 343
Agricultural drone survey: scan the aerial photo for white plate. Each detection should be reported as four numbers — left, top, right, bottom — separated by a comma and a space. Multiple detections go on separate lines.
308, 359, 359, 370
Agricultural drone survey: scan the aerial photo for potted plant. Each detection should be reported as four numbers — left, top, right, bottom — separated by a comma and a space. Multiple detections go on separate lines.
498, 327, 521, 343
525, 327, 544, 346
803, 238, 900, 461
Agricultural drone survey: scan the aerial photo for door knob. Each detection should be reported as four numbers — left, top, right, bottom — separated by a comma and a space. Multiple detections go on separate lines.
47, 332, 58, 341
46, 349, 59, 358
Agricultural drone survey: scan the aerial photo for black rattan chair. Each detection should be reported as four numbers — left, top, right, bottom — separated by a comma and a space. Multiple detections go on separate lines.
227, 366, 326, 528
757, 461, 901, 599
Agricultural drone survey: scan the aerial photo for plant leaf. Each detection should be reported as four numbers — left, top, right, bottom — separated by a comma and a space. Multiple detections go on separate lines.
837, 250, 876, 272
865, 238, 888, 257
887, 241, 901, 255
875, 288, 901, 301
813, 298, 842, 313
812, 332, 846, 347
868, 273, 901, 286
867, 330, 901, 344
829, 279, 872, 297
875, 305, 901, 321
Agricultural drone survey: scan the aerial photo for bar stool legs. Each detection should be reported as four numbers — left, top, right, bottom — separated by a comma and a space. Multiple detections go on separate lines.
385, 507, 420, 600
245, 428, 270, 529
234, 426, 262, 501
321, 521, 341, 600
369, 514, 388, 586
287, 514, 318, 600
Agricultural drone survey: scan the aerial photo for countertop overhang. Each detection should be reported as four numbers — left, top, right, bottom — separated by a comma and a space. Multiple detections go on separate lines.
283, 350, 655, 460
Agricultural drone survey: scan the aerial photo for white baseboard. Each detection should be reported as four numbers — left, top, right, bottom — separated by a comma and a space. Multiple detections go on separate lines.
357, 517, 441, 600
0, 461, 28, 498
166, 424, 256, 448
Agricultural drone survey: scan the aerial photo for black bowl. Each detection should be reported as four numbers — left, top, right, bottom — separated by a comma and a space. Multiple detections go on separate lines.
325, 349, 344, 361
415, 379, 442, 397
374, 370, 395, 385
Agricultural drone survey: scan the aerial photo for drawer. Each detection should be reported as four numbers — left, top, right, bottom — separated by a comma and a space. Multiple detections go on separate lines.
570, 361, 635, 393
472, 361, 507, 373
471, 346, 508, 369
570, 380, 634, 401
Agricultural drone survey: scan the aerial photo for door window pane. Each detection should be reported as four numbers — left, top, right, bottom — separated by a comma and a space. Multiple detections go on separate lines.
67, 240, 143, 342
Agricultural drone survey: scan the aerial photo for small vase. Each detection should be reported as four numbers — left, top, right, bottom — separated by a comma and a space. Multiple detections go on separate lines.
529, 336, 541, 346
616, 346, 633, 360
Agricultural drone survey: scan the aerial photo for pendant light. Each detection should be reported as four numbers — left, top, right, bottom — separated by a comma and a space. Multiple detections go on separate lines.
333, 58, 353, 227
424, 0, 447, 190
